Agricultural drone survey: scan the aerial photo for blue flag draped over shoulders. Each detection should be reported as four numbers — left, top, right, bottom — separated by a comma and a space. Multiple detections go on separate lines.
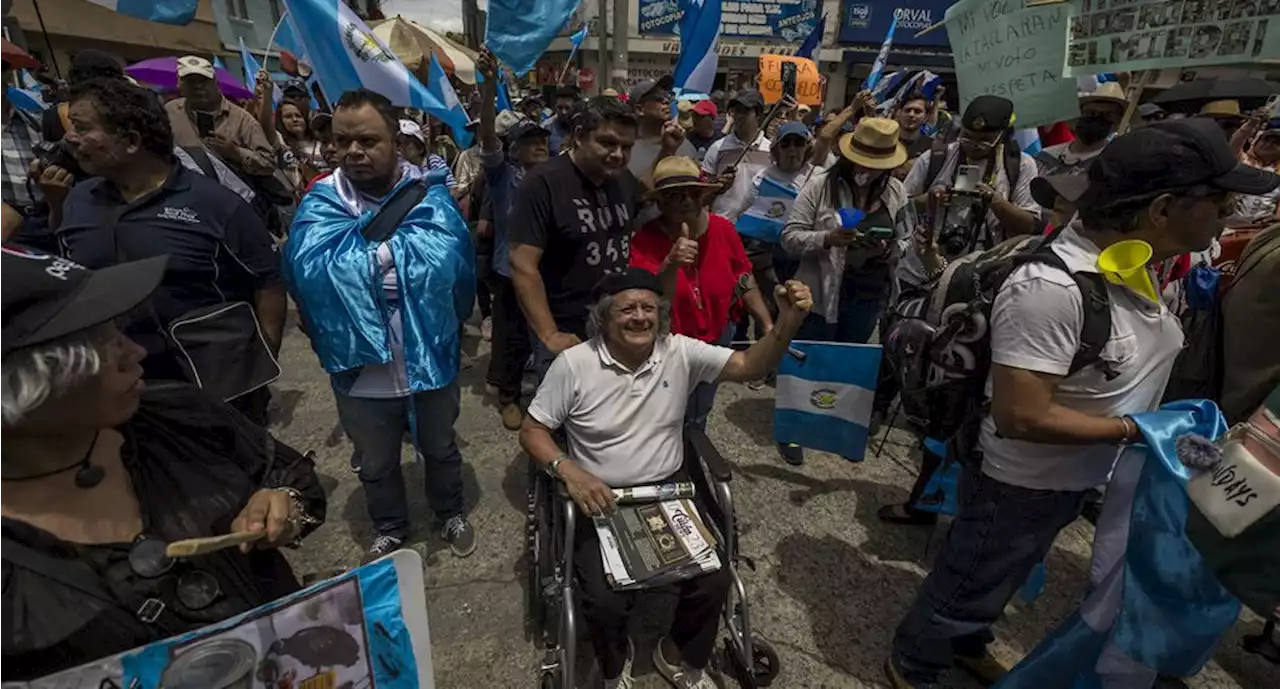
282, 169, 475, 392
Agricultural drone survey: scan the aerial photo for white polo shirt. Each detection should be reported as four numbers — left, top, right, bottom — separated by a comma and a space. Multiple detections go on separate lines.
528, 334, 734, 487
977, 222, 1185, 491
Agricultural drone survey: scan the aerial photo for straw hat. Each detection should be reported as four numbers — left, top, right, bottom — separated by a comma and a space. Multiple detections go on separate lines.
1200, 99, 1243, 118
649, 156, 719, 197
1079, 81, 1128, 108
837, 118, 907, 170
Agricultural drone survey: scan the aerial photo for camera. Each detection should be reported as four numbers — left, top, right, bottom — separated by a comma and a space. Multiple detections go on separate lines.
34, 139, 85, 180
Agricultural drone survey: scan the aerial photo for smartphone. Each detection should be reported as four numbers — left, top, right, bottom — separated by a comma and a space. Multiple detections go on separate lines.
954, 164, 980, 193
863, 226, 894, 240
781, 62, 798, 103
195, 111, 216, 137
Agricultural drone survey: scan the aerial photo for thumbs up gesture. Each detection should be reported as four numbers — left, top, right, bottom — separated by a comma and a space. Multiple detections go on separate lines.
667, 222, 700, 267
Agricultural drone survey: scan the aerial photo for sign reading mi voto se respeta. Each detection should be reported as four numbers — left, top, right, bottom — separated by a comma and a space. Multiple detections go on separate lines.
1066, 0, 1280, 75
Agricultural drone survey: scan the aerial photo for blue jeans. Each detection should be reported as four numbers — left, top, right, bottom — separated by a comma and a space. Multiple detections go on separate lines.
891, 467, 1087, 684
684, 326, 735, 432
334, 381, 465, 538
795, 295, 886, 344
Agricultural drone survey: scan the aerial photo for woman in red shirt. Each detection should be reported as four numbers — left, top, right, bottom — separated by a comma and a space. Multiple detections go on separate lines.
630, 156, 774, 431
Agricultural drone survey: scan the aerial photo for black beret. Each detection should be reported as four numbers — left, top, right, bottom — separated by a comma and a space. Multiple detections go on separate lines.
962, 95, 1015, 133
592, 267, 663, 302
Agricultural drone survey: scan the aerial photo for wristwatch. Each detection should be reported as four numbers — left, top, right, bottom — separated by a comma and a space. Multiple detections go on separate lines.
546, 456, 569, 480
272, 486, 321, 544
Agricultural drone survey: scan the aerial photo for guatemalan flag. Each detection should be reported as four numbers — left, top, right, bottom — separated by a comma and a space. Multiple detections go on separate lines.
282, 0, 471, 146
86, 0, 197, 25
673, 0, 721, 95
486, 0, 582, 77
736, 177, 798, 244
774, 342, 882, 461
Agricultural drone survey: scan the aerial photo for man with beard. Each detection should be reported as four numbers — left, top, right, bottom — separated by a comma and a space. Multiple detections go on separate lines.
508, 96, 646, 378
282, 89, 476, 562
1035, 83, 1128, 178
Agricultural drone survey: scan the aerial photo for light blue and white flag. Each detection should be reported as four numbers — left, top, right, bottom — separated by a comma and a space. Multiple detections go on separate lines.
774, 342, 882, 461
870, 70, 908, 105
863, 14, 899, 91
6, 87, 46, 112
796, 13, 825, 61
567, 24, 589, 64
426, 53, 474, 148
486, 0, 582, 77
86, 0, 197, 25
212, 55, 227, 71
736, 176, 798, 244
282, 0, 469, 145
239, 38, 283, 106
1014, 127, 1043, 156
271, 12, 307, 58
673, 0, 721, 96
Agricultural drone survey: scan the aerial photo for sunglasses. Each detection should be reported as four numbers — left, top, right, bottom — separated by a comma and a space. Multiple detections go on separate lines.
128, 536, 224, 621
957, 136, 998, 150
658, 187, 705, 201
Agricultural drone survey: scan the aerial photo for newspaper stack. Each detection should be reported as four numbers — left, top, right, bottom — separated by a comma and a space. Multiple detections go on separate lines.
595, 491, 721, 591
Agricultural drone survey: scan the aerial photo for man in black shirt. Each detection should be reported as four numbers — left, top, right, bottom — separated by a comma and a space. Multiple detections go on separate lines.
508, 97, 643, 374
54, 78, 285, 423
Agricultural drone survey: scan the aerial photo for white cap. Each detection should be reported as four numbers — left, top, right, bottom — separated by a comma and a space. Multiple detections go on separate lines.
398, 119, 426, 144
176, 55, 216, 80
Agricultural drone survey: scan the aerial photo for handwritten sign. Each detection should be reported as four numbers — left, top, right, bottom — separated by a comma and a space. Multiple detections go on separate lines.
946, 0, 1079, 130
758, 54, 823, 105
1067, 0, 1280, 75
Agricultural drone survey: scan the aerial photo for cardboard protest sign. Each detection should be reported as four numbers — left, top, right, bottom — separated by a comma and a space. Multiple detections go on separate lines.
758, 55, 823, 105
16, 551, 435, 689
1067, 0, 1280, 75
946, 0, 1079, 129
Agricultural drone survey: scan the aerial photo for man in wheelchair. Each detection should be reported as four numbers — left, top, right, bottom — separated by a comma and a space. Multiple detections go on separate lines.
519, 267, 813, 689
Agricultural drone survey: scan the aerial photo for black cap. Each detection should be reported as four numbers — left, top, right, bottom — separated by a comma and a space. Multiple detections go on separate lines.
961, 95, 1014, 133
627, 75, 674, 104
592, 267, 663, 302
728, 89, 765, 112
1, 247, 166, 356
507, 120, 550, 142
283, 77, 309, 96
1037, 118, 1280, 209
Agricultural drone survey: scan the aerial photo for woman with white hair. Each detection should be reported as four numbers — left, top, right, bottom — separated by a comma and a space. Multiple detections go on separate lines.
0, 248, 325, 681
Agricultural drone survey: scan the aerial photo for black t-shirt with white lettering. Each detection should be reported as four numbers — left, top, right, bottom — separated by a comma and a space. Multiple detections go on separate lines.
507, 154, 643, 330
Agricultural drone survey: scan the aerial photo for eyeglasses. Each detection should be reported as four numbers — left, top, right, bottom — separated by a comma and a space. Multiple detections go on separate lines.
128, 536, 224, 621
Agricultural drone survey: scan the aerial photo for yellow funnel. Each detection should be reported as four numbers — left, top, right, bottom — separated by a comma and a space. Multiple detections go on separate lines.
1097, 239, 1159, 303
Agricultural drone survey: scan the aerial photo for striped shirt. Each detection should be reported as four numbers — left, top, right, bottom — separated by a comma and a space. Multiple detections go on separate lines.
423, 154, 457, 188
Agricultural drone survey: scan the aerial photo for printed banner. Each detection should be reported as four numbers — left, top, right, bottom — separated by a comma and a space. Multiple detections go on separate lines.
839, 0, 952, 46
1067, 0, 1280, 75
946, 0, 1079, 130
639, 0, 821, 41
18, 552, 434, 689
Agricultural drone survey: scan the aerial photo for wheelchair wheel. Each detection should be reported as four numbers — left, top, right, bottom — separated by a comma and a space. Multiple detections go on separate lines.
526, 465, 550, 637
749, 637, 780, 686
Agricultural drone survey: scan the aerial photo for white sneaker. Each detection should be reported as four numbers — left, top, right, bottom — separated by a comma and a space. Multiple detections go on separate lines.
602, 639, 635, 689
652, 638, 716, 689
481, 316, 492, 341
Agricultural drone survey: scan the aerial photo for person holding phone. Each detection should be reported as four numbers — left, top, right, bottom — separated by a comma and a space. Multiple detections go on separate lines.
777, 118, 909, 464
164, 56, 277, 180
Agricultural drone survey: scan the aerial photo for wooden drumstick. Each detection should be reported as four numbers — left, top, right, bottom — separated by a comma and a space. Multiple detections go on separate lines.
166, 531, 266, 558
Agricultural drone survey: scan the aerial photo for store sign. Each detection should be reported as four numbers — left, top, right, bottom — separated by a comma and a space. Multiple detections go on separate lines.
639, 0, 821, 41
658, 41, 805, 58
839, 0, 951, 47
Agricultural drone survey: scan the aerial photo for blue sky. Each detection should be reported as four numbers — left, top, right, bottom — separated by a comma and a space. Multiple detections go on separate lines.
381, 0, 476, 33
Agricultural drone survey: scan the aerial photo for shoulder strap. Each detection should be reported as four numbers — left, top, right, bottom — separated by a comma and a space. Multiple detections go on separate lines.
1020, 245, 1113, 377
1003, 134, 1022, 190
181, 146, 219, 179
362, 179, 428, 243
2, 535, 119, 606
923, 126, 954, 189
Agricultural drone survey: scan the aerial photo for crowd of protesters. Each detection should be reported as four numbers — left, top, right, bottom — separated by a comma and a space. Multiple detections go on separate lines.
3, 40, 1279, 689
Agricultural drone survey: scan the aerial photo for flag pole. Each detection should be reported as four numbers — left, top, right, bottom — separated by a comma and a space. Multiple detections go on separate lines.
557, 60, 572, 85
266, 10, 289, 55
29, 0, 63, 79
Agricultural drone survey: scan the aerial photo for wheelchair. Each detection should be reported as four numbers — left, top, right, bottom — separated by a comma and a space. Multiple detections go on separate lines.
525, 427, 781, 688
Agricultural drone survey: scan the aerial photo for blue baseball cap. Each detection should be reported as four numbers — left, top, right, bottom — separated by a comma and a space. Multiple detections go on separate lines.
775, 121, 812, 143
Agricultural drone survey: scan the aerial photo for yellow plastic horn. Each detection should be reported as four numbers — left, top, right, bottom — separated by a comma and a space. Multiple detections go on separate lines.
1097, 239, 1159, 303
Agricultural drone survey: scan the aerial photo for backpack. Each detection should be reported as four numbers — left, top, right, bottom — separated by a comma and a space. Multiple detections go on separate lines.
922, 119, 1023, 193
885, 225, 1113, 462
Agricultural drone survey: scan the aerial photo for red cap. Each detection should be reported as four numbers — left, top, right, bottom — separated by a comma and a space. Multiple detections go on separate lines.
691, 100, 717, 117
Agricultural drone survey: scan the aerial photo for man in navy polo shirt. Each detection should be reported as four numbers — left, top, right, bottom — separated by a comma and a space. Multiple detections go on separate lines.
54, 78, 285, 423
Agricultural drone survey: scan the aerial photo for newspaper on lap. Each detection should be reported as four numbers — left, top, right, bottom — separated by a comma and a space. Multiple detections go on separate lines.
595, 483, 721, 591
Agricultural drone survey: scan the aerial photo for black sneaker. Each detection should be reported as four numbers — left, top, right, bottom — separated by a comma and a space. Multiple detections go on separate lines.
442, 515, 476, 557
348, 449, 362, 475
364, 534, 404, 563
778, 443, 804, 466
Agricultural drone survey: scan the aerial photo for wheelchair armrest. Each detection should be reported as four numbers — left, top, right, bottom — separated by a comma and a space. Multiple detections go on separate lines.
687, 427, 733, 482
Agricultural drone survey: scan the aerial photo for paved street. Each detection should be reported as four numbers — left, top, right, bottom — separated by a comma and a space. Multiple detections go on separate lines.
269, 314, 1279, 689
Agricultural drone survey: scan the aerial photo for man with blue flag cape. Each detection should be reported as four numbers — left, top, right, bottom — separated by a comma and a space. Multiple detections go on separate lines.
885, 120, 1280, 688
283, 88, 478, 564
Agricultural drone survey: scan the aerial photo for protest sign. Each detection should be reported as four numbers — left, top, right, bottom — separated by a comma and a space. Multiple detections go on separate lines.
758, 54, 823, 105
1067, 0, 1280, 75
946, 0, 1079, 129
16, 551, 435, 689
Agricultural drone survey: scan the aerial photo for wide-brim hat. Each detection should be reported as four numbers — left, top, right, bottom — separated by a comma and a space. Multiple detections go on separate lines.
1079, 81, 1128, 109
1200, 99, 1243, 119
648, 156, 719, 198
837, 117, 907, 170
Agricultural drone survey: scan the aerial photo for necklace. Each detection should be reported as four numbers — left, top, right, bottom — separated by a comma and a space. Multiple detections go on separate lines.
1, 431, 104, 489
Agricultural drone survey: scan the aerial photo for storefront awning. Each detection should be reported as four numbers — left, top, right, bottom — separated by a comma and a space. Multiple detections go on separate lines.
842, 49, 954, 70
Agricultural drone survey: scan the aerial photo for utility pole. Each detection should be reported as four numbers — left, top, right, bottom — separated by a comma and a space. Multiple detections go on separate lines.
611, 0, 629, 89
596, 0, 610, 93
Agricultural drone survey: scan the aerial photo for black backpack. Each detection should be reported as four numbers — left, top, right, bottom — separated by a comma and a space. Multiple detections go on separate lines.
922, 119, 1023, 193
885, 226, 1113, 462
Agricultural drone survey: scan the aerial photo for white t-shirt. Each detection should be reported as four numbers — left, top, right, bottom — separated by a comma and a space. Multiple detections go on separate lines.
702, 132, 774, 217
978, 223, 1185, 491
528, 335, 734, 486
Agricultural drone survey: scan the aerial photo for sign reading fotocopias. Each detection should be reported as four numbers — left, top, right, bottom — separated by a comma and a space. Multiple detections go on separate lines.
1066, 0, 1280, 74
